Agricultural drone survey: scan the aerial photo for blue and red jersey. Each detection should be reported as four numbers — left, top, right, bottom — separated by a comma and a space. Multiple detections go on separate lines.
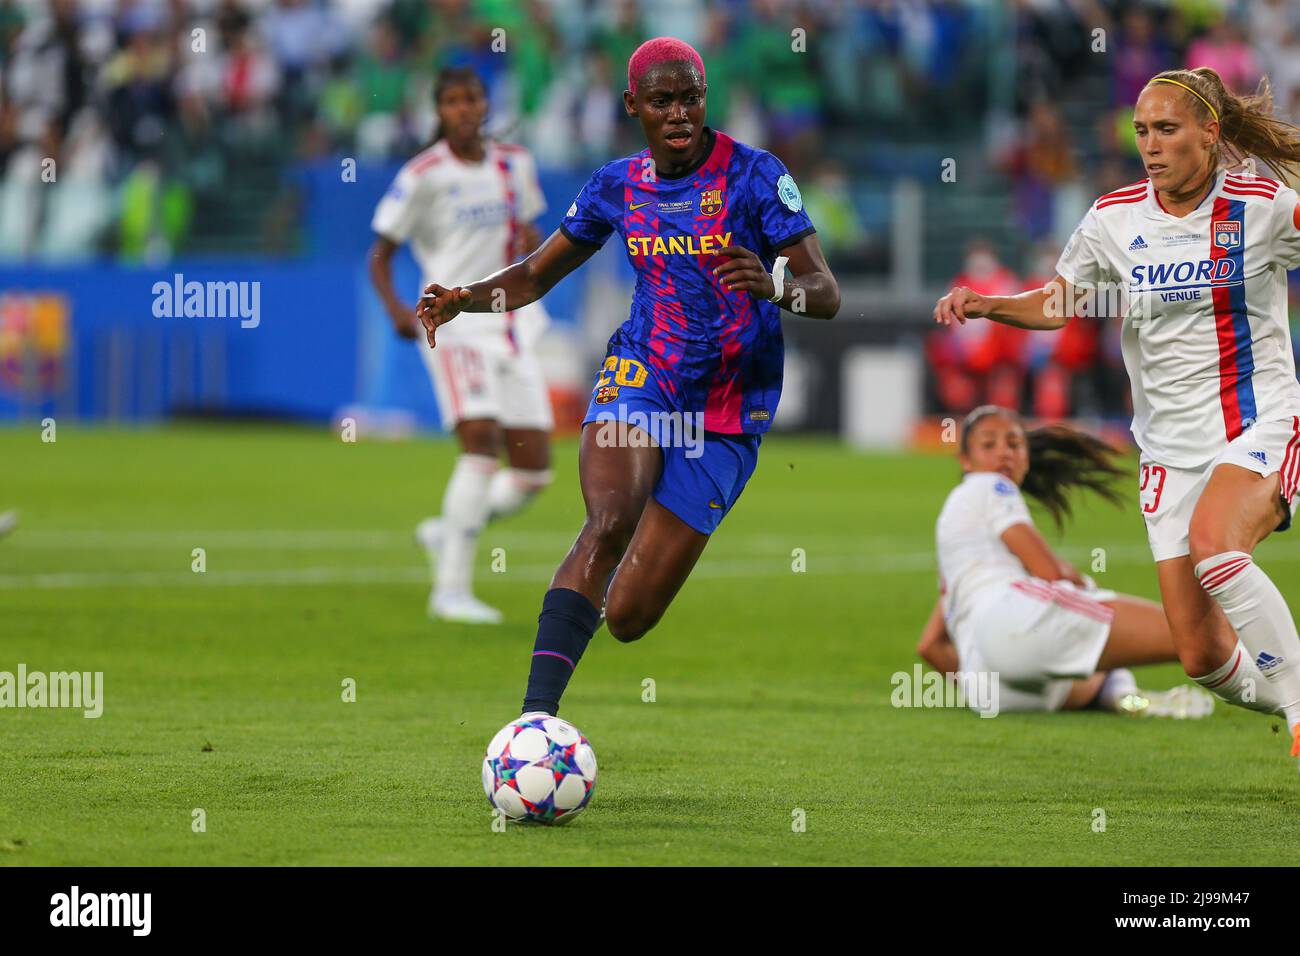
560, 128, 815, 434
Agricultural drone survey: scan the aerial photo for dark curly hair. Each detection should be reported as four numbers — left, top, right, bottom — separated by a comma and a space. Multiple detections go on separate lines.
959, 405, 1126, 529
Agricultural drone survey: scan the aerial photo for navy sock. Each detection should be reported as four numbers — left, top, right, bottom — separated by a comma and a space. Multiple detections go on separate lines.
522, 587, 601, 716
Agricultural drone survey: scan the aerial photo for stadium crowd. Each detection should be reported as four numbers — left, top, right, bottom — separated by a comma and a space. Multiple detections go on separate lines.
0, 0, 1295, 419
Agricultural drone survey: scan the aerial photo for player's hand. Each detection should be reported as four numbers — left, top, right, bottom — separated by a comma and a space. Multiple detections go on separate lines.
387, 303, 420, 341
417, 283, 472, 349
1056, 559, 1087, 588
714, 245, 775, 300
933, 286, 992, 326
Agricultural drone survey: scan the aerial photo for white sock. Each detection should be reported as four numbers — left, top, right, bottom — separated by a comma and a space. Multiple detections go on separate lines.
435, 454, 498, 598
1192, 638, 1287, 718
1195, 551, 1300, 730
486, 468, 552, 522
1095, 668, 1138, 712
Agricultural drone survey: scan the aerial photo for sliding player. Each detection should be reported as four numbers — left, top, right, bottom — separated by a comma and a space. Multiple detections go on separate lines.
918, 406, 1215, 717
418, 38, 840, 717
369, 66, 554, 625
935, 68, 1300, 754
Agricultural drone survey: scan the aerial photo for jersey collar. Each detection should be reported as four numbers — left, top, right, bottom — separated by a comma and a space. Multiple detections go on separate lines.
439, 137, 493, 167
652, 127, 717, 182
1144, 169, 1224, 220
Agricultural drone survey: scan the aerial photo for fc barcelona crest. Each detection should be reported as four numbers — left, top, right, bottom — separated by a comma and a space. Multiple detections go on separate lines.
1212, 220, 1241, 251
594, 385, 620, 404
699, 188, 724, 217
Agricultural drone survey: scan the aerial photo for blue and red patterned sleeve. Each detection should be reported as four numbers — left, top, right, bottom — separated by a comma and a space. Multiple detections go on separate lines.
747, 151, 816, 259
560, 166, 616, 249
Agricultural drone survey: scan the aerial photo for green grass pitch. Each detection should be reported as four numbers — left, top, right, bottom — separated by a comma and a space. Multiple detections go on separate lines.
2, 423, 1298, 866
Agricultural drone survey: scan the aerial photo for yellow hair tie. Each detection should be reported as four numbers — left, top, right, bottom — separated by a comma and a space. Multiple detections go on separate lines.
1150, 78, 1219, 122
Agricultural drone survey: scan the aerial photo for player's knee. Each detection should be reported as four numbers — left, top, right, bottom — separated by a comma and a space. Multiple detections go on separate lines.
457, 420, 502, 457
1166, 613, 1232, 676
1177, 642, 1228, 679
583, 509, 638, 558
605, 604, 659, 643
1187, 519, 1231, 569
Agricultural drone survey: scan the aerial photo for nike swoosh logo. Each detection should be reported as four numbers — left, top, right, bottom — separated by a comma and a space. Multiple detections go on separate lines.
708, 500, 723, 509
630, 202, 653, 211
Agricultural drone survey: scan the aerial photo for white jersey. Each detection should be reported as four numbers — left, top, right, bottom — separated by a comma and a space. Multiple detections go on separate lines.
935, 471, 1034, 653
371, 138, 548, 342
1056, 171, 1300, 468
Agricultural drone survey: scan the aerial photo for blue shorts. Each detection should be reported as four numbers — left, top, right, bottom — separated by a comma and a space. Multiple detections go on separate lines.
582, 352, 760, 535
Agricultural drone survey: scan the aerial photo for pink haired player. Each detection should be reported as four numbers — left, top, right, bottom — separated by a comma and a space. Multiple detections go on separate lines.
418, 38, 841, 721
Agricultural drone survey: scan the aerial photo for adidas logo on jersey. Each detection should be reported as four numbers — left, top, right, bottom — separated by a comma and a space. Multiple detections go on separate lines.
1128, 235, 1148, 251
1249, 450, 1268, 466
1256, 650, 1284, 672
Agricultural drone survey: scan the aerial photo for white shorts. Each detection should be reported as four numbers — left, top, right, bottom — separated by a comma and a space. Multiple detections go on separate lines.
963, 578, 1115, 712
1139, 415, 1300, 562
418, 333, 554, 431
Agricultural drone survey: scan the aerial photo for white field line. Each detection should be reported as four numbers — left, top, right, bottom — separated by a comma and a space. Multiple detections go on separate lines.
6, 531, 1300, 589
10, 529, 910, 550
0, 553, 936, 589
18, 528, 1300, 561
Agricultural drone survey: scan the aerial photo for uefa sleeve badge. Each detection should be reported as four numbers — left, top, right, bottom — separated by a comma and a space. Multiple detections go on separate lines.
777, 173, 803, 213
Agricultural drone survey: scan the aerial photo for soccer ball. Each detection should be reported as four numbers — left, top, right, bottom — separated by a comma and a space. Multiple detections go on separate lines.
482, 714, 597, 824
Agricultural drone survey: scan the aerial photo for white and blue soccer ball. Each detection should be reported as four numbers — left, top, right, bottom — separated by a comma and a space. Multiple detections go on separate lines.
482, 714, 597, 824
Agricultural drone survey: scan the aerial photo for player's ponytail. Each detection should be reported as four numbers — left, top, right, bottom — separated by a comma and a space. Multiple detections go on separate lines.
1020, 424, 1126, 529
960, 406, 1126, 530
1149, 67, 1300, 182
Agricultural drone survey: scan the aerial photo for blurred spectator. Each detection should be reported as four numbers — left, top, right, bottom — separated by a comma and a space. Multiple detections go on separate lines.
217, 7, 280, 135
1111, 8, 1173, 108
100, 11, 174, 159
735, 0, 824, 163
1185, 18, 1258, 93
927, 240, 1028, 414
999, 99, 1077, 241
800, 158, 870, 269
353, 17, 408, 158
1022, 240, 1100, 420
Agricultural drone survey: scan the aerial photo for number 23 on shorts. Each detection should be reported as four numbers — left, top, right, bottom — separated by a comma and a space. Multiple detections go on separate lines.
1139, 462, 1168, 514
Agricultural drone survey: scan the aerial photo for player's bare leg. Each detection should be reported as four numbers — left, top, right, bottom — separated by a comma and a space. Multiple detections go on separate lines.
1061, 674, 1107, 710
549, 421, 662, 605
1062, 595, 1211, 717
603, 498, 710, 642
521, 422, 659, 714
1096, 594, 1180, 669
1188, 463, 1300, 749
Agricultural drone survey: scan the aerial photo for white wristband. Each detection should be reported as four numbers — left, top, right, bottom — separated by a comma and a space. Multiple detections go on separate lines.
768, 256, 790, 303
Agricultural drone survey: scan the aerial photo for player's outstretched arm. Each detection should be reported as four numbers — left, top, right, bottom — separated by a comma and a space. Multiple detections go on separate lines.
416, 229, 598, 348
933, 275, 1075, 331
714, 234, 840, 319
